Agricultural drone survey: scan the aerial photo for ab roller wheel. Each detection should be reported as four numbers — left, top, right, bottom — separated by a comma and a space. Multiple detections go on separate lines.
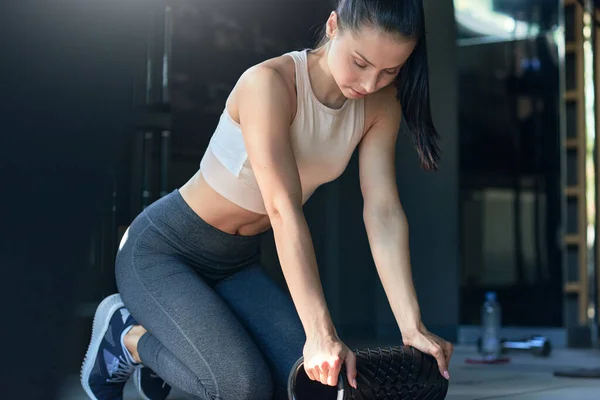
288, 345, 449, 400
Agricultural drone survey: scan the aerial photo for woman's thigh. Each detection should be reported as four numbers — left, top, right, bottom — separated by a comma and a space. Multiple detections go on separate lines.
214, 265, 306, 398
116, 220, 274, 399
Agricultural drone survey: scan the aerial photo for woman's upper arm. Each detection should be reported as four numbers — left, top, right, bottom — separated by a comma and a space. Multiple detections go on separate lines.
358, 86, 403, 214
236, 65, 301, 216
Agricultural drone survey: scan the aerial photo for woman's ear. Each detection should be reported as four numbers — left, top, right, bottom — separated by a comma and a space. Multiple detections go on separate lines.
326, 11, 339, 39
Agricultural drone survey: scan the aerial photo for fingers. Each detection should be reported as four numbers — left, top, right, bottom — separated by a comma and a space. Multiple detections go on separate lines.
444, 341, 454, 366
320, 362, 330, 385
325, 358, 341, 386
304, 364, 316, 381
345, 351, 357, 389
405, 327, 453, 381
430, 343, 450, 380
426, 332, 453, 380
306, 358, 342, 386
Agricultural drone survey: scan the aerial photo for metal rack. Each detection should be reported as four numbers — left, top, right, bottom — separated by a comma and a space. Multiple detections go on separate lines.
563, 0, 599, 345
563, 0, 589, 327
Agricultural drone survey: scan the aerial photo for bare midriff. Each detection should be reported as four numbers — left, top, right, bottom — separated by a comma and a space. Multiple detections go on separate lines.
179, 171, 272, 237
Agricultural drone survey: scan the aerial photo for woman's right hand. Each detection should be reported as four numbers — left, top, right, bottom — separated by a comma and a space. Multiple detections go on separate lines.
303, 333, 358, 389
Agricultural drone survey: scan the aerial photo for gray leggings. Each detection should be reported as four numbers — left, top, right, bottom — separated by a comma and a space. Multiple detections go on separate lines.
115, 190, 305, 400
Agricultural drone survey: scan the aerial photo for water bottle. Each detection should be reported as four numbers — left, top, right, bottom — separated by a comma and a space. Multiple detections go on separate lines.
481, 291, 501, 359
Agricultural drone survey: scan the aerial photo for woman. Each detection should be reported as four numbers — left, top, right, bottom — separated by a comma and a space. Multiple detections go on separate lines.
81, 1, 453, 399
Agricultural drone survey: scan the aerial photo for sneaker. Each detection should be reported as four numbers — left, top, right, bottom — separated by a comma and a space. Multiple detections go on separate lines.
133, 366, 172, 400
81, 293, 141, 399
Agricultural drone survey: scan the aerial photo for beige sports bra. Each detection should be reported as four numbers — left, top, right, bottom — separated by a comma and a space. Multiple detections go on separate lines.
199, 49, 366, 214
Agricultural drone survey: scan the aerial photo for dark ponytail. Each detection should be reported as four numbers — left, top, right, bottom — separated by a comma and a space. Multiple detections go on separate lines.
396, 32, 440, 171
314, 0, 440, 170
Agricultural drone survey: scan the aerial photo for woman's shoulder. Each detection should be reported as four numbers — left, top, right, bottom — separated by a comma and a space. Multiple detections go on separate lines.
227, 53, 299, 125
256, 53, 297, 84
364, 84, 401, 130
236, 53, 297, 94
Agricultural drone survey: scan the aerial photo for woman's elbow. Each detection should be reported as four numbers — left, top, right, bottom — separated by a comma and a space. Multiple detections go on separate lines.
265, 193, 303, 225
363, 203, 407, 232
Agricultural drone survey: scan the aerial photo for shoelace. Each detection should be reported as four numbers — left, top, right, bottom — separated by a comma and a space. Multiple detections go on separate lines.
107, 354, 138, 384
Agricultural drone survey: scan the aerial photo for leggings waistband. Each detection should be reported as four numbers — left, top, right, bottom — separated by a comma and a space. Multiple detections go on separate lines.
140, 189, 264, 263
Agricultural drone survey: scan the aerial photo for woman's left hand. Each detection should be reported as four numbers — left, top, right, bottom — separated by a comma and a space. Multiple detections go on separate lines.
401, 323, 453, 380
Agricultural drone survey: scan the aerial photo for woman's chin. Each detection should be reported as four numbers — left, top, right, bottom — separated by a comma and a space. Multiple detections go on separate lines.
347, 88, 367, 99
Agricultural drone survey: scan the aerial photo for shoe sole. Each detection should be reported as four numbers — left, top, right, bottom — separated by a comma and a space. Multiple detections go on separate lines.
133, 368, 152, 400
80, 293, 124, 400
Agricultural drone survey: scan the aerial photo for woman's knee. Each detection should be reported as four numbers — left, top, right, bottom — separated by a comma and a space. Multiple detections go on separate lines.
233, 365, 274, 400
191, 361, 274, 400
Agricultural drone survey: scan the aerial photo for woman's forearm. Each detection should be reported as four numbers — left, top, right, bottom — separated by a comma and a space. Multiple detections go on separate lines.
364, 207, 422, 333
270, 206, 336, 339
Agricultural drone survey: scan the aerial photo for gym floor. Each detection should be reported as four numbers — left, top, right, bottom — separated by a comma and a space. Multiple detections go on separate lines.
59, 344, 600, 400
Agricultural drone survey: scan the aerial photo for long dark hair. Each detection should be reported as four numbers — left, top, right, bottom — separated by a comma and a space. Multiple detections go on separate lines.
315, 0, 440, 170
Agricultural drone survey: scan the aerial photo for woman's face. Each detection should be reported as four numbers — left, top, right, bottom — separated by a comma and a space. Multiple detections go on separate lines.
325, 13, 417, 99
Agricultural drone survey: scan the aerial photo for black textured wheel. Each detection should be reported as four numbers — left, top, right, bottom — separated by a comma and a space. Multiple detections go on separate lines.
288, 345, 448, 400
346, 345, 448, 400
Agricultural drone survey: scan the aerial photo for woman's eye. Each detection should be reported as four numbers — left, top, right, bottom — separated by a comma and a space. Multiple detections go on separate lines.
353, 60, 367, 69
385, 69, 398, 75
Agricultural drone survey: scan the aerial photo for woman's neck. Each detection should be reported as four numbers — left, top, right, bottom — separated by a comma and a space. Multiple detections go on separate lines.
307, 44, 347, 109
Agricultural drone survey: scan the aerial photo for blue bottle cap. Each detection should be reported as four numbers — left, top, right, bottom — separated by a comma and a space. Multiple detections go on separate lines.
485, 291, 496, 301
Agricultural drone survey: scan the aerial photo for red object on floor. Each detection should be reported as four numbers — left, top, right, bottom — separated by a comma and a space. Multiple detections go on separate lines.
465, 357, 511, 364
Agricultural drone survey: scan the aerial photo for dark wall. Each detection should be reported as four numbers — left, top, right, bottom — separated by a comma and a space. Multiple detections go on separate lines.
1, 2, 149, 398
